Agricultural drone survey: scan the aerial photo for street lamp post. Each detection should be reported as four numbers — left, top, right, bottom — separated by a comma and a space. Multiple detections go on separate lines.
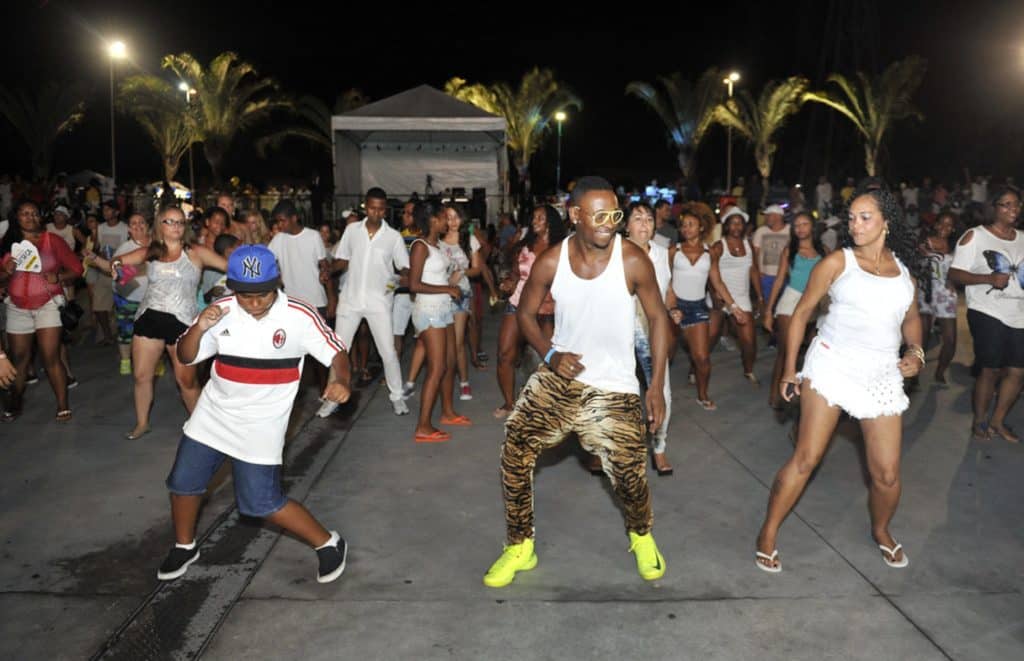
178, 82, 196, 196
108, 41, 127, 189
723, 71, 740, 194
554, 111, 567, 193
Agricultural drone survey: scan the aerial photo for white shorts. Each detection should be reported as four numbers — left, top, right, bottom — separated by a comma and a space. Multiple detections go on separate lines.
774, 286, 803, 316
392, 293, 413, 336
412, 301, 454, 335
798, 336, 908, 419
5, 298, 62, 334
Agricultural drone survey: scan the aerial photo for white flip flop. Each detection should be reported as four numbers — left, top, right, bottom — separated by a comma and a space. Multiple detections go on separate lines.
878, 542, 909, 568
755, 549, 782, 573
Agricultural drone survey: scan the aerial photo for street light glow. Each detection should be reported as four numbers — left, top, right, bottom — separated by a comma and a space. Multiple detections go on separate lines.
555, 111, 567, 122
728, 71, 741, 82
178, 81, 189, 92
108, 40, 127, 59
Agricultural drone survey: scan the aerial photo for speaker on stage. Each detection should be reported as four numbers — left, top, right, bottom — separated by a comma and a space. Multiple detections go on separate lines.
470, 187, 487, 225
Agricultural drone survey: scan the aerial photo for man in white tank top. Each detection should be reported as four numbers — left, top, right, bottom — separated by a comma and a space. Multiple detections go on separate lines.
483, 177, 672, 588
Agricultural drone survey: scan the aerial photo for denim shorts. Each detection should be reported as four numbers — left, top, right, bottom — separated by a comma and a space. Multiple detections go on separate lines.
412, 301, 455, 334
166, 435, 287, 518
676, 298, 710, 328
453, 290, 473, 314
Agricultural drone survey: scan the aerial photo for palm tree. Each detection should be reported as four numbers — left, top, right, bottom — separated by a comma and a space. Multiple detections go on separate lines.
117, 75, 198, 183
254, 94, 332, 157
161, 52, 292, 183
0, 82, 86, 180
803, 56, 927, 177
445, 68, 582, 198
624, 68, 723, 180
712, 76, 809, 206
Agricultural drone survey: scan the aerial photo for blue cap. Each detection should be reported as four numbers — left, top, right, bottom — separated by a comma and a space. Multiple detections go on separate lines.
226, 244, 282, 293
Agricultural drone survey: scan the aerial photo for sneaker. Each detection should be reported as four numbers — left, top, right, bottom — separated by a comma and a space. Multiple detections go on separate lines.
155, 360, 166, 377
628, 531, 666, 581
392, 398, 410, 415
316, 531, 347, 584
157, 543, 200, 581
119, 358, 131, 376
718, 336, 735, 352
459, 383, 473, 401
25, 374, 39, 385
401, 382, 416, 400
483, 538, 537, 587
66, 376, 79, 389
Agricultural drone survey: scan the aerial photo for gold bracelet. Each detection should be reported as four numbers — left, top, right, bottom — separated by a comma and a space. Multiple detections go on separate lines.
905, 346, 925, 365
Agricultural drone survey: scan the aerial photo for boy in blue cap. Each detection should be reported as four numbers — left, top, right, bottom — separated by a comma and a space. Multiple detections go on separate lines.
158, 245, 352, 583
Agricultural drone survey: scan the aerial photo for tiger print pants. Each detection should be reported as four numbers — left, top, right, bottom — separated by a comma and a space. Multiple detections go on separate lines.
502, 365, 652, 544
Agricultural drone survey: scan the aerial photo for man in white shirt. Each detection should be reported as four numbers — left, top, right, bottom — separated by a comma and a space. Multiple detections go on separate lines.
160, 244, 351, 584
268, 200, 328, 313
815, 176, 832, 217
322, 188, 410, 416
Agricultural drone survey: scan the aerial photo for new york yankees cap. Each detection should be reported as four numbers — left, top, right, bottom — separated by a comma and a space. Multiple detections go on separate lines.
226, 244, 282, 293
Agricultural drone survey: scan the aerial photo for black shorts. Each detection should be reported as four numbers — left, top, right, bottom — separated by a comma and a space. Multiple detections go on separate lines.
966, 309, 1024, 370
133, 309, 189, 345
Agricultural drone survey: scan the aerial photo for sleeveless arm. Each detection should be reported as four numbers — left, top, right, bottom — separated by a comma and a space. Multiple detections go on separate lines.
783, 250, 844, 378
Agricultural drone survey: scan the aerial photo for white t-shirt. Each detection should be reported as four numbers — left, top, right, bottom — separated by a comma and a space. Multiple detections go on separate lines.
184, 293, 346, 464
46, 223, 76, 250
97, 222, 129, 258
752, 224, 791, 276
333, 220, 409, 311
440, 234, 480, 291
951, 225, 1024, 328
970, 181, 988, 204
901, 186, 919, 209
268, 227, 328, 307
113, 239, 149, 302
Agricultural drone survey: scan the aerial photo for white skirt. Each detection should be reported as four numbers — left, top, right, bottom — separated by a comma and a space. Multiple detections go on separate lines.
798, 336, 908, 419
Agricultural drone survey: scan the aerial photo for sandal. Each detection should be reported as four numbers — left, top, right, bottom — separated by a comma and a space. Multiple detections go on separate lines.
125, 425, 152, 440
744, 372, 760, 386
414, 430, 451, 443
1, 409, 21, 423
696, 398, 717, 411
989, 424, 1020, 443
56, 409, 72, 423
439, 414, 472, 426
878, 541, 909, 568
493, 406, 512, 419
755, 549, 782, 573
971, 422, 991, 441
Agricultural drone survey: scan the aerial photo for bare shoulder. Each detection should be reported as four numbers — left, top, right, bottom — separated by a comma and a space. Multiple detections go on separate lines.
958, 229, 975, 246
816, 248, 846, 274
709, 240, 724, 256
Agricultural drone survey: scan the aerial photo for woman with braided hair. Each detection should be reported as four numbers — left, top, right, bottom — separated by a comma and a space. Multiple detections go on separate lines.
755, 185, 929, 574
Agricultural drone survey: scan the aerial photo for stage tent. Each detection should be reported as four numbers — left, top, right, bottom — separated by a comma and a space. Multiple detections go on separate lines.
331, 85, 507, 221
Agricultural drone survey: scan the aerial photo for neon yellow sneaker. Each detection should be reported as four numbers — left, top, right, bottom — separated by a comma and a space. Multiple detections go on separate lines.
483, 538, 537, 587
628, 531, 666, 581
155, 359, 166, 377
119, 358, 131, 376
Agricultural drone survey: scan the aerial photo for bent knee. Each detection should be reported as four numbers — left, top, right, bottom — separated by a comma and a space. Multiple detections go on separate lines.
870, 468, 900, 489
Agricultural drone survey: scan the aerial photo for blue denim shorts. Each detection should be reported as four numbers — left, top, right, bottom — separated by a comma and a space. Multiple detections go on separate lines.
676, 298, 710, 328
453, 290, 473, 314
412, 301, 455, 334
166, 435, 287, 518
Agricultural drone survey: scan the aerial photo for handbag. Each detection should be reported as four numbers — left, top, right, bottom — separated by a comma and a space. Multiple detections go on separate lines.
58, 299, 84, 331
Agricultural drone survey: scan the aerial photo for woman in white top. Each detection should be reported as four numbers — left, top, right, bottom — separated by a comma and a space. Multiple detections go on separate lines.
756, 187, 927, 574
439, 204, 485, 400
949, 186, 1024, 442
112, 213, 152, 376
408, 200, 466, 443
625, 202, 676, 474
671, 211, 749, 411
708, 207, 763, 384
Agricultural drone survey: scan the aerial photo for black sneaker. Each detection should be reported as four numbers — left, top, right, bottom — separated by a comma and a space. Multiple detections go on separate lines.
316, 531, 347, 584
157, 544, 200, 581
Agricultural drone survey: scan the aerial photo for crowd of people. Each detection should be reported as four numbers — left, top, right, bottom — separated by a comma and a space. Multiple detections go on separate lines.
1, 169, 1022, 585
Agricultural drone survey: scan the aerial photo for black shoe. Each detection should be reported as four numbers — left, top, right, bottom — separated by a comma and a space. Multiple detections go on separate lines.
316, 531, 347, 584
157, 544, 200, 580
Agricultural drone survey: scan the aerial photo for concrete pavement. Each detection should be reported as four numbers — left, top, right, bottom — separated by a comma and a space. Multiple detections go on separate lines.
1, 311, 1022, 660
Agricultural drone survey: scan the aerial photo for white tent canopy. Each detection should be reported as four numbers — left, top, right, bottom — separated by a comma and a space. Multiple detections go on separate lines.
331, 85, 507, 221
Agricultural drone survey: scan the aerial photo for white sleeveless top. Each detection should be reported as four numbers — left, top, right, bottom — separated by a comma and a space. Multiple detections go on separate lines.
671, 243, 710, 301
647, 241, 671, 298
717, 238, 752, 306
412, 238, 452, 307
551, 235, 638, 395
818, 248, 914, 354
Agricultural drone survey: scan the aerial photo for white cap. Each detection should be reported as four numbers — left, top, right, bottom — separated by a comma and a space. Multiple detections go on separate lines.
53, 205, 70, 217
763, 204, 786, 216
340, 209, 355, 219
720, 206, 749, 224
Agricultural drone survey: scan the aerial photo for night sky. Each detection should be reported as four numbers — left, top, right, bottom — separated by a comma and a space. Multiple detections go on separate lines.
1, 0, 1020, 192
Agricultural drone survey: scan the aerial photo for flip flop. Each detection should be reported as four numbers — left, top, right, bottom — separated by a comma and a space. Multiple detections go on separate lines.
1, 409, 21, 423
493, 406, 512, 419
696, 398, 717, 411
989, 424, 1020, 443
971, 422, 991, 441
755, 549, 782, 573
125, 425, 152, 440
414, 430, 451, 443
440, 414, 472, 426
56, 409, 72, 423
878, 542, 909, 568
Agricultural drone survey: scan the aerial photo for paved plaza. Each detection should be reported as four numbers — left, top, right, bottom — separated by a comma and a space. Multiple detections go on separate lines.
0, 312, 1022, 660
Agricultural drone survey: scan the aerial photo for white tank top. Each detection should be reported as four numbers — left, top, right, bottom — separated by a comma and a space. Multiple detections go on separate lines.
412, 238, 451, 306
717, 238, 752, 301
551, 235, 639, 395
647, 241, 671, 298
818, 248, 914, 354
671, 243, 710, 301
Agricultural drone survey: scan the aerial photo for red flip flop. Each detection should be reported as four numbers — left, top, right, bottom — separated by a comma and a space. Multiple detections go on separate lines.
440, 414, 472, 426
414, 430, 451, 443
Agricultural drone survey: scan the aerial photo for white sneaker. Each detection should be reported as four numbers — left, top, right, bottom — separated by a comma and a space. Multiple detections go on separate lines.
459, 383, 473, 401
718, 336, 735, 351
392, 399, 410, 415
401, 382, 416, 400
316, 399, 339, 418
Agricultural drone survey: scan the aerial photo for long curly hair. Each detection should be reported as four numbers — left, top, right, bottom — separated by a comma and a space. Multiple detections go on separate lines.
838, 185, 930, 301
515, 204, 566, 254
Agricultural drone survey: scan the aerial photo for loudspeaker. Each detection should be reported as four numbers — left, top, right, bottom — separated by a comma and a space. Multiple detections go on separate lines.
470, 187, 487, 223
